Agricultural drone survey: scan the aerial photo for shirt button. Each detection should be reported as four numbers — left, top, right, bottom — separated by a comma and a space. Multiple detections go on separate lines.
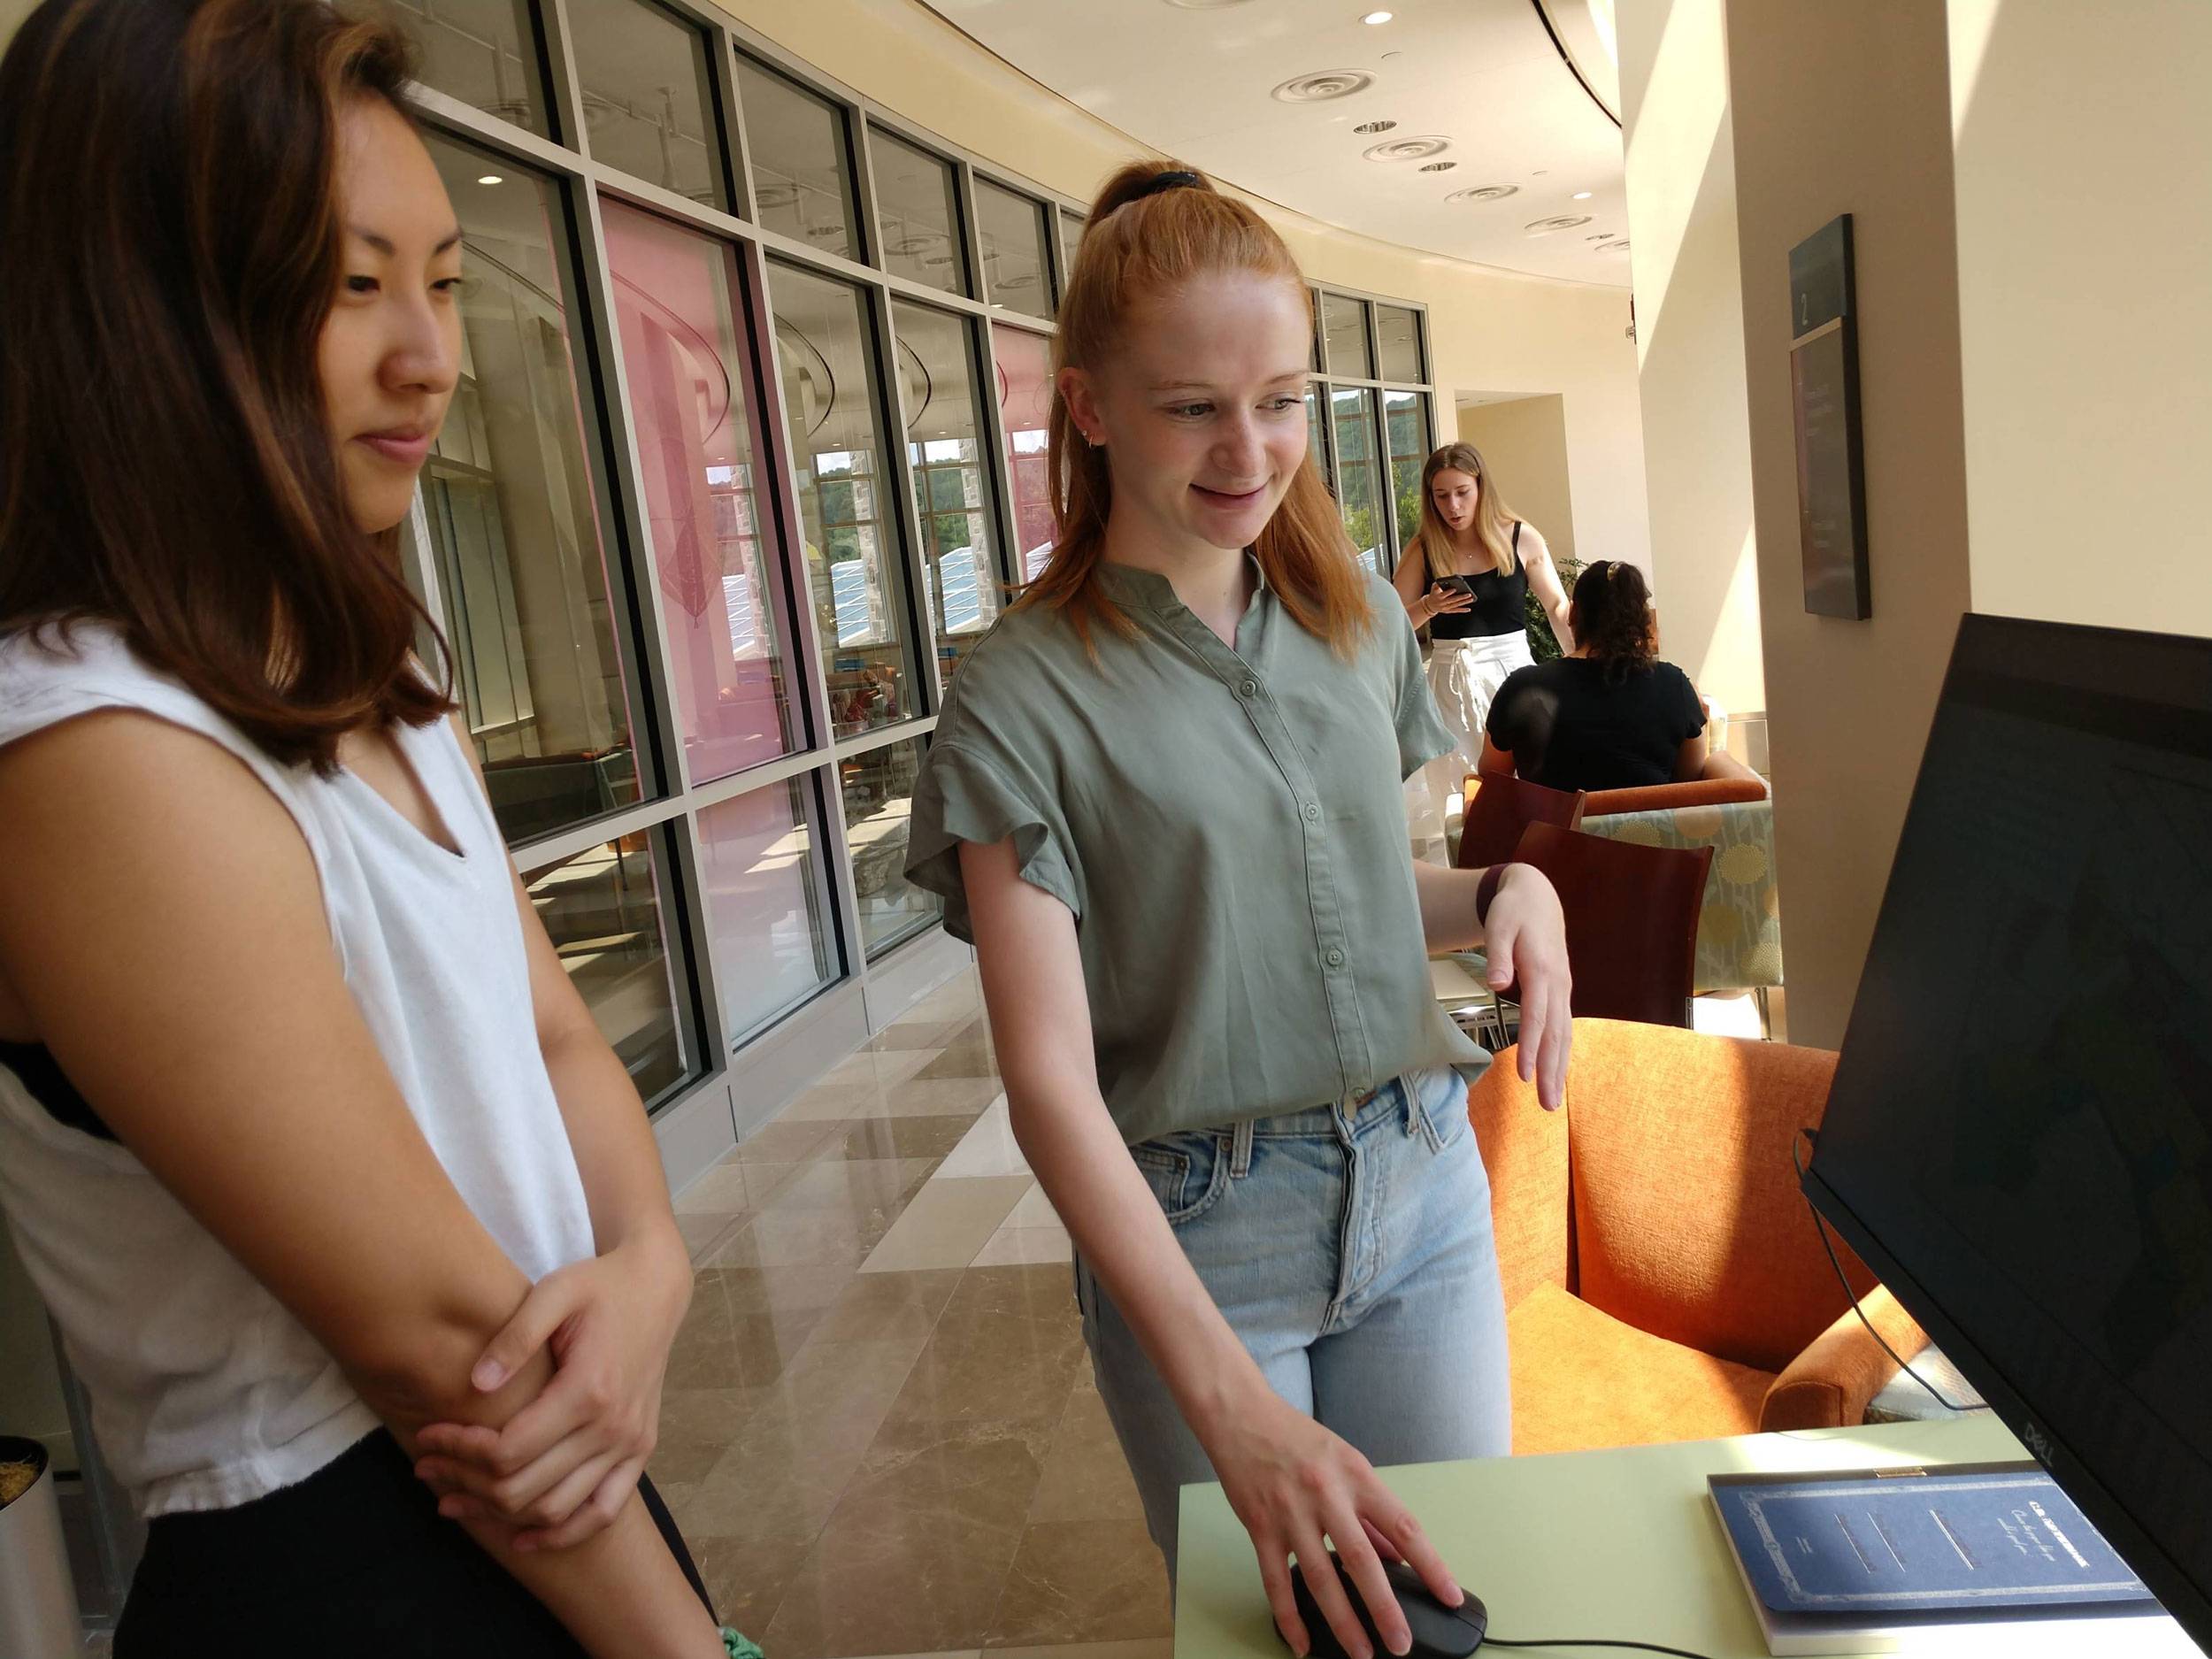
1325, 947, 1346, 968
1301, 802, 1321, 823
1240, 679, 1258, 698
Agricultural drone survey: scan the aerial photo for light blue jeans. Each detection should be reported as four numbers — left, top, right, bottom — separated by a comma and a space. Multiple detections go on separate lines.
1074, 1064, 1512, 1571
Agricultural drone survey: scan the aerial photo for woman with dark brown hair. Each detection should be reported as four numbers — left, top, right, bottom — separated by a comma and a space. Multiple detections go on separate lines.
1480, 560, 1761, 795
0, 2, 722, 1652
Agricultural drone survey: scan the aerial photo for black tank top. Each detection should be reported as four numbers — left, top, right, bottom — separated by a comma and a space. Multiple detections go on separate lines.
1430, 522, 1525, 640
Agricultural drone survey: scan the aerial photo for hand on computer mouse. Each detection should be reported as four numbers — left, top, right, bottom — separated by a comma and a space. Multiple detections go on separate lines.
1204, 1389, 1463, 1659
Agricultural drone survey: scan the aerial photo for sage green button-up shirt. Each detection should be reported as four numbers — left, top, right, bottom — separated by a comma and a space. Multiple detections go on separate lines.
906, 558, 1487, 1145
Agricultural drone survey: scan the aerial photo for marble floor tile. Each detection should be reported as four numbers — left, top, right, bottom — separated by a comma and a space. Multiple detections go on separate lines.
934, 1097, 1025, 1179
663, 1292, 826, 1392
860, 1173, 1034, 1274
1026, 1386, 1143, 1525
692, 1535, 811, 1642
651, 1386, 768, 1486
755, 1156, 941, 1219
986, 1522, 1173, 1647
972, 1225, 1071, 1268
869, 1016, 970, 1051
819, 1044, 944, 1095
1003, 1182, 1061, 1228
672, 1159, 757, 1215
695, 1258, 861, 1319
735, 1118, 848, 1164
707, 1206, 889, 1272
807, 1265, 965, 1349
872, 1264, 1087, 1445
833, 1113, 981, 1161
676, 1208, 749, 1264
914, 1016, 1000, 1080
774, 1078, 899, 1123
763, 1425, 1047, 1658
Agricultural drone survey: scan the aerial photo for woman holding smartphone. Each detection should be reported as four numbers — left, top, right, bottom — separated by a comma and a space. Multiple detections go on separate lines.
1391, 442, 1574, 859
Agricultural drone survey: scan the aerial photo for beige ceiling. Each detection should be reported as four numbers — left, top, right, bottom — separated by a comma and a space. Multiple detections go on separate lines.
918, 0, 1631, 288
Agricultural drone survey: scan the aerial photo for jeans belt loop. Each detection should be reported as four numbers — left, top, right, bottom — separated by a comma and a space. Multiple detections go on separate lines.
1404, 1072, 1422, 1138
1229, 1116, 1255, 1179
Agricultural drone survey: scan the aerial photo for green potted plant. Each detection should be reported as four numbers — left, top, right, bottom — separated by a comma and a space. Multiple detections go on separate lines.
0, 1433, 81, 1655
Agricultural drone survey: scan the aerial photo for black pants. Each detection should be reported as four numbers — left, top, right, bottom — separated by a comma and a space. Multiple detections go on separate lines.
115, 1430, 712, 1655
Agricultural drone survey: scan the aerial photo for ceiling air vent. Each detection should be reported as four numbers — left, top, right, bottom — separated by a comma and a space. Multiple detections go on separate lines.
1525, 214, 1594, 234
1446, 184, 1519, 204
1419, 160, 1458, 173
1352, 119, 1398, 134
1273, 70, 1375, 103
1362, 134, 1450, 162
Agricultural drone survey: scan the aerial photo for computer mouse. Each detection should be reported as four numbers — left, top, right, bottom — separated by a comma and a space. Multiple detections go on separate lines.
1284, 1550, 1487, 1659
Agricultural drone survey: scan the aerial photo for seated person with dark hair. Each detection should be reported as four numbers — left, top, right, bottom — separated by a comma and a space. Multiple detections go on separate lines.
1479, 560, 1763, 795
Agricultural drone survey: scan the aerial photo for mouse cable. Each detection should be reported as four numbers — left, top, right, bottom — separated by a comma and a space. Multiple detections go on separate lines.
1792, 1128, 1969, 1413
1484, 1640, 1717, 1657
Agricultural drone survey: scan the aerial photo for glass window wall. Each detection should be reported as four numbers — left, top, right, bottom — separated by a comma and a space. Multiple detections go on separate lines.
768, 261, 919, 738
871, 129, 967, 297
841, 738, 940, 958
737, 55, 862, 262
1321, 291, 1372, 380
1332, 387, 1385, 575
1377, 303, 1422, 383
524, 834, 689, 1102
1304, 384, 1333, 495
420, 139, 642, 845
1385, 390, 1432, 559
603, 199, 797, 787
894, 302, 1003, 678
698, 780, 838, 1042
567, 0, 724, 209
975, 177, 1053, 322
992, 324, 1056, 580
390, 0, 549, 137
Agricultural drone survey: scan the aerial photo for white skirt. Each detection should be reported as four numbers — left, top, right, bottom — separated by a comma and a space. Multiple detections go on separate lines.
1406, 630, 1534, 862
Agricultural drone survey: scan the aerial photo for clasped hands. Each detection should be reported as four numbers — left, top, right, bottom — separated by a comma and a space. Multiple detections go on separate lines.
411, 1233, 691, 1551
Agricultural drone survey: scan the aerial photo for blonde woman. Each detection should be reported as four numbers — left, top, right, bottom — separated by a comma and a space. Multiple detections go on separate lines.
1390, 442, 1573, 857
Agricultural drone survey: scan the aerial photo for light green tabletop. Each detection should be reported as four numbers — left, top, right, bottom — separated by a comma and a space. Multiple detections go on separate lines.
1173, 1417, 2204, 1658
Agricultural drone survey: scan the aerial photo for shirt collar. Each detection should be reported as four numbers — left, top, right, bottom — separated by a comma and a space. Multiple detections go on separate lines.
1094, 551, 1270, 612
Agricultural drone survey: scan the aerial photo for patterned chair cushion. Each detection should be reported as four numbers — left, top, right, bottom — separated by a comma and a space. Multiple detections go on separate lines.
1577, 799, 1783, 993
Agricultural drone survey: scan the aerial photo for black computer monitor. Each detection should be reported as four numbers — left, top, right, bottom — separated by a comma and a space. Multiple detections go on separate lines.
1803, 612, 2212, 1652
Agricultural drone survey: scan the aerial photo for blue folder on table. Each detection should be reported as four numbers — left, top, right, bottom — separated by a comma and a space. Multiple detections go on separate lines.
1709, 1462, 2155, 1615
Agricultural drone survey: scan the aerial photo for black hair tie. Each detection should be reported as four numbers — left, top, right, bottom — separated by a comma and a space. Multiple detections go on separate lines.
1133, 168, 1202, 200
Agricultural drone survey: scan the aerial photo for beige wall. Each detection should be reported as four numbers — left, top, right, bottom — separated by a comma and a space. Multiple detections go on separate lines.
1948, 0, 2212, 634
1617, 0, 1763, 717
1457, 396, 1578, 569
1725, 0, 1972, 1048
712, 0, 1655, 571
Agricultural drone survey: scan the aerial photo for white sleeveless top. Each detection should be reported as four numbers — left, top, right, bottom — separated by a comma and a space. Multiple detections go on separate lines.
0, 625, 597, 1517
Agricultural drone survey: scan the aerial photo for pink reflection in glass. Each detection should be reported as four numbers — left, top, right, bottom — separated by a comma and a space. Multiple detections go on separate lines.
991, 323, 1056, 580
698, 780, 835, 1041
604, 198, 796, 785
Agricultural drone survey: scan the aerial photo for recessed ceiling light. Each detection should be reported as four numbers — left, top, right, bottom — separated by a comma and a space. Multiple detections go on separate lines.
1352, 119, 1398, 134
476, 174, 503, 185
1419, 160, 1458, 173
1273, 70, 1375, 103
1572, 191, 1593, 200
1525, 214, 1594, 235
1363, 134, 1450, 162
1361, 9, 1394, 21
1446, 184, 1519, 204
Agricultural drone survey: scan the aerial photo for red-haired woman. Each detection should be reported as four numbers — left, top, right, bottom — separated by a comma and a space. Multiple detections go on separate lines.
904, 165, 1573, 1659
0, 2, 719, 1652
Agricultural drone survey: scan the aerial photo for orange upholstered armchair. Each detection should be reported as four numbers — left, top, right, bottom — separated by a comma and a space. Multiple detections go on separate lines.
1469, 1018, 1925, 1455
